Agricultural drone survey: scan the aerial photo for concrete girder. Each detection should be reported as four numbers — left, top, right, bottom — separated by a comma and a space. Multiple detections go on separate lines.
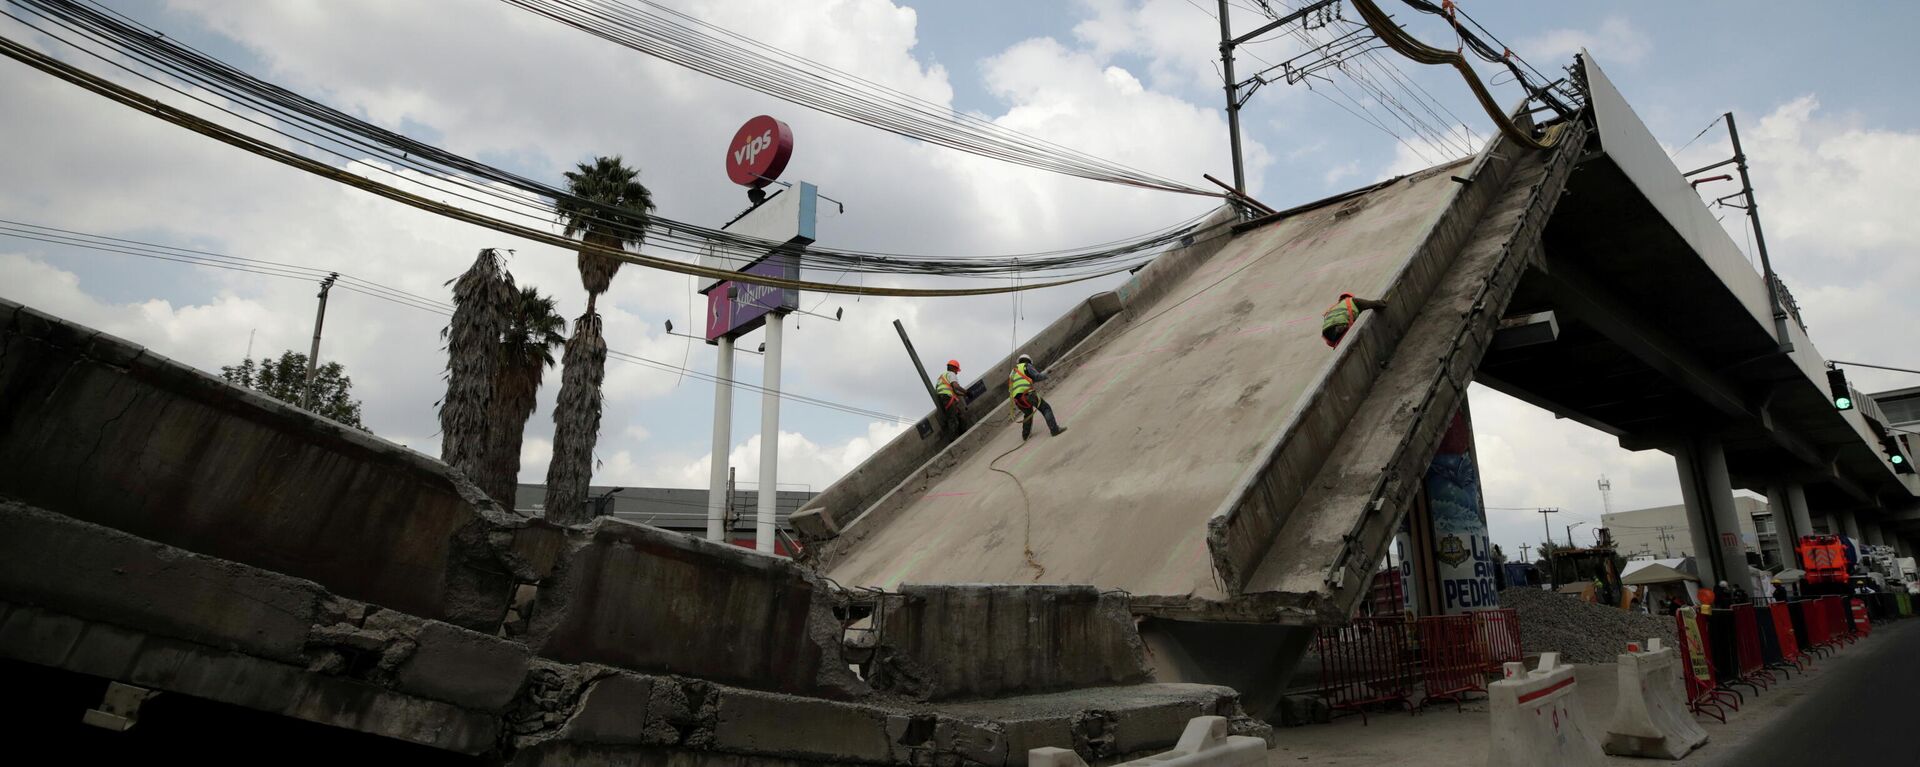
1539, 261, 1826, 473
1539, 262, 1753, 420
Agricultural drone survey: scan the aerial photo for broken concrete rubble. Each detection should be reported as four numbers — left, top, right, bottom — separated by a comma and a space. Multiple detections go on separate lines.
0, 496, 1267, 764
864, 585, 1150, 701
0, 298, 1275, 763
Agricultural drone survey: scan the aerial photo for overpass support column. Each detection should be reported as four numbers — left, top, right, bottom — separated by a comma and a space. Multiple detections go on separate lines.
1863, 520, 1886, 548
1765, 485, 1799, 571
1785, 483, 1814, 551
1674, 435, 1746, 586
1837, 509, 1863, 544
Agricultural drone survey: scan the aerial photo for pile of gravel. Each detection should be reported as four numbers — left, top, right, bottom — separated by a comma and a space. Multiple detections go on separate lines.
1499, 587, 1677, 664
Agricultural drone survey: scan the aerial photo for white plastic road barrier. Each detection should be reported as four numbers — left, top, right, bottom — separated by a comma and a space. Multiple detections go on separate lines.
1028, 716, 1265, 767
1486, 652, 1606, 767
1604, 638, 1709, 759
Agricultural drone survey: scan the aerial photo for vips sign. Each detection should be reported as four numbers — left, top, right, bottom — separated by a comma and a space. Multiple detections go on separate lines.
726, 115, 794, 188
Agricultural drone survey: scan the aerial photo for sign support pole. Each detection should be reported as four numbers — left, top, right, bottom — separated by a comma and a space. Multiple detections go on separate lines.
707, 336, 735, 542
756, 312, 785, 553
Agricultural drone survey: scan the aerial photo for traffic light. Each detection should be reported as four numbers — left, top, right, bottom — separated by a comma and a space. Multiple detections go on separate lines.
1882, 434, 1914, 474
1827, 368, 1854, 410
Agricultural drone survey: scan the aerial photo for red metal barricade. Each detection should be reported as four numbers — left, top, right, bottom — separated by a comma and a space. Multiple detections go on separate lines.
1416, 614, 1488, 708
1674, 609, 1735, 721
1769, 602, 1806, 670
1731, 605, 1774, 689
1826, 596, 1855, 646
1316, 616, 1416, 723
1850, 597, 1872, 638
1471, 608, 1523, 673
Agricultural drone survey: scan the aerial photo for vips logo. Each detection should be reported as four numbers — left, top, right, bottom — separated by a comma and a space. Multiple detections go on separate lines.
733, 130, 774, 168
724, 115, 794, 188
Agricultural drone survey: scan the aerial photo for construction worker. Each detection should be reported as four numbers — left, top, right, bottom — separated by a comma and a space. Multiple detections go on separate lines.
935, 360, 967, 411
1009, 353, 1066, 441
935, 359, 967, 433
1321, 292, 1388, 347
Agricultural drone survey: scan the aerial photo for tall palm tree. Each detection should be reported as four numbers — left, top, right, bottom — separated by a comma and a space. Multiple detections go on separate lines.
555, 155, 655, 304
545, 156, 654, 524
484, 286, 566, 509
544, 310, 608, 525
441, 248, 514, 489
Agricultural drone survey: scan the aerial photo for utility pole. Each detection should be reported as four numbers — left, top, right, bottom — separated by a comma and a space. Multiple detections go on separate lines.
1538, 507, 1560, 586
1684, 112, 1792, 351
1213, 0, 1338, 194
302, 272, 339, 410
1656, 526, 1677, 558
1517, 543, 1532, 564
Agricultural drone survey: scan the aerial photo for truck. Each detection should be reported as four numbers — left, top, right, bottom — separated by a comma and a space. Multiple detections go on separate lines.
1796, 534, 1854, 595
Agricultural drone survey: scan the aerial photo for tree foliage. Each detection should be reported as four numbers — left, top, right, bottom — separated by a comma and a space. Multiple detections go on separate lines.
220, 351, 366, 429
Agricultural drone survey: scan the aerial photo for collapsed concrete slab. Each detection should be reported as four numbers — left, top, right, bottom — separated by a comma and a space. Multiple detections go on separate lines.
0, 299, 543, 631
861, 585, 1149, 701
0, 499, 1266, 764
524, 517, 867, 699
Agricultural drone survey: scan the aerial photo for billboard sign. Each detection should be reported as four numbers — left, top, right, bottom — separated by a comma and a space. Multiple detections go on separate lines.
705, 252, 799, 341
726, 115, 794, 188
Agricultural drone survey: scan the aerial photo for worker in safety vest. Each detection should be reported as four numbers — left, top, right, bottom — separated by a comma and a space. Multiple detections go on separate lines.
1009, 354, 1067, 441
935, 359, 968, 433
935, 360, 968, 412
1320, 292, 1389, 347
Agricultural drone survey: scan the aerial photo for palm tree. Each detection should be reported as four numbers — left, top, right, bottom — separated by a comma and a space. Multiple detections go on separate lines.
555, 155, 655, 304
483, 286, 566, 509
544, 310, 608, 525
441, 248, 515, 489
545, 156, 654, 524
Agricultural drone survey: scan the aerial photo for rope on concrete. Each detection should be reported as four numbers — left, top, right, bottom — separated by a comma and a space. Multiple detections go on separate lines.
988, 441, 1046, 582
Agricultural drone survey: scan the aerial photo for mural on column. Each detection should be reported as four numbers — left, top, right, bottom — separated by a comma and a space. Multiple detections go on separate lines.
1427, 407, 1497, 614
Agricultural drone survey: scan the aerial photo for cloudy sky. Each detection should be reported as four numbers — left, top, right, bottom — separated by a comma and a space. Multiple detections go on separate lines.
3, 1, 1917, 558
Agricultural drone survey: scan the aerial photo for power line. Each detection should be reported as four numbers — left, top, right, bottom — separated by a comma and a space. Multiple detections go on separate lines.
0, 220, 911, 424
500, 0, 1215, 196
0, 1, 1236, 297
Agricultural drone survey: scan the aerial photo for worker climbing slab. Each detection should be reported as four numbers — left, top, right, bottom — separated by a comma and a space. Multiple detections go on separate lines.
815, 156, 1479, 597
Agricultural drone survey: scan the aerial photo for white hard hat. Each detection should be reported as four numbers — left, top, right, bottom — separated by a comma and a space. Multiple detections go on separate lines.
1018, 354, 1031, 364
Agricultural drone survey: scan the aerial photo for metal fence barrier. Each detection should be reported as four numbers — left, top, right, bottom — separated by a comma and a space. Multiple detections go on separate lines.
1316, 616, 1416, 722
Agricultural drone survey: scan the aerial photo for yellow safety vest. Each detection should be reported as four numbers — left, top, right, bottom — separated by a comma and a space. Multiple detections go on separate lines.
1321, 297, 1359, 333
1009, 363, 1034, 398
936, 371, 957, 398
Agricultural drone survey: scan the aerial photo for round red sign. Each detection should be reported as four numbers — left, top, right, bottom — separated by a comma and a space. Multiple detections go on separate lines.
725, 115, 794, 188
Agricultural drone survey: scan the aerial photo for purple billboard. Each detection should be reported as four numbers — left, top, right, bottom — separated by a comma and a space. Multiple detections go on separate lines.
704, 253, 799, 341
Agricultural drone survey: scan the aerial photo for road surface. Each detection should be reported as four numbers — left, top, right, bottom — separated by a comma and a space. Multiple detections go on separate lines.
1713, 618, 1920, 765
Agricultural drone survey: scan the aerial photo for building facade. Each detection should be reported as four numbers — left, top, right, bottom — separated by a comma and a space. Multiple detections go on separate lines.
1602, 496, 1779, 568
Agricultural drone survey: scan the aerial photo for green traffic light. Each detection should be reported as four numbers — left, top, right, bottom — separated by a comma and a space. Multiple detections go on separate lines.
1895, 454, 1906, 465
1836, 396, 1854, 410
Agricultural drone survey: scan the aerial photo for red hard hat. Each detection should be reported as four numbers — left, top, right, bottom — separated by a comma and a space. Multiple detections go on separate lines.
1339, 292, 1355, 299
946, 359, 960, 370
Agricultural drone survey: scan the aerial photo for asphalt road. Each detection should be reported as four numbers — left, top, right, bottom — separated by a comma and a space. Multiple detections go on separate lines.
1718, 618, 1920, 765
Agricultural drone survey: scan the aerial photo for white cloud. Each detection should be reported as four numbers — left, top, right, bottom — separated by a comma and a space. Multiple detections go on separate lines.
1522, 18, 1651, 67
0, 0, 1254, 496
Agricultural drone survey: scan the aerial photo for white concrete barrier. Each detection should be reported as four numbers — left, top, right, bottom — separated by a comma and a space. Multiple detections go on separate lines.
1486, 652, 1606, 767
1604, 638, 1709, 759
1028, 716, 1265, 767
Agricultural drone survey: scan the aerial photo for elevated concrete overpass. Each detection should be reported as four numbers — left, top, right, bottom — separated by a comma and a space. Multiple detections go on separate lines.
796, 52, 1918, 660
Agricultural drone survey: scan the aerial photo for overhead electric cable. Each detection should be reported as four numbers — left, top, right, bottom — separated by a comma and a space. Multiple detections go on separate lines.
0, 221, 909, 423
0, 2, 1244, 297
500, 0, 1217, 197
